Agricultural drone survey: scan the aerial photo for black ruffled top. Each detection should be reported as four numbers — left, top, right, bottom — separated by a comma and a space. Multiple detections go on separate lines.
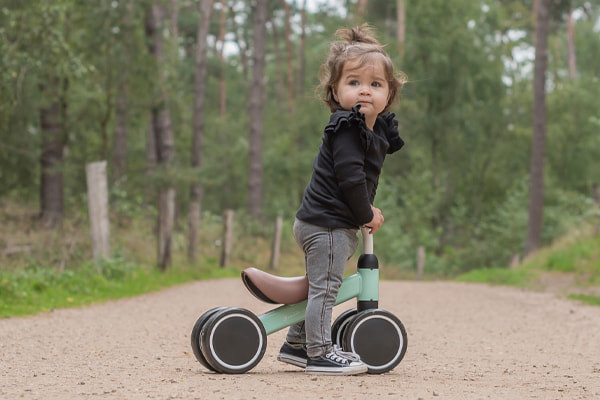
296, 107, 404, 229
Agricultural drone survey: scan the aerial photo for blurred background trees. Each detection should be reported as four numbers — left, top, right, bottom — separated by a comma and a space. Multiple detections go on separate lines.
1, 0, 599, 274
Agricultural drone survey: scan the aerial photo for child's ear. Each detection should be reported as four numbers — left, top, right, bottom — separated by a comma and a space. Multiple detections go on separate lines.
331, 87, 338, 102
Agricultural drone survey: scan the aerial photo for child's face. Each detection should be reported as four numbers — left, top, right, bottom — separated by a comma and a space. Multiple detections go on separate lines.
332, 58, 390, 129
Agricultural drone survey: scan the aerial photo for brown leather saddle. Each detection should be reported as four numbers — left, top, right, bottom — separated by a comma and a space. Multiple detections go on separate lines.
241, 267, 309, 305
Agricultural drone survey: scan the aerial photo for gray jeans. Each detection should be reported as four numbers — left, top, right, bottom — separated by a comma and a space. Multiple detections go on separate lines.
286, 218, 358, 358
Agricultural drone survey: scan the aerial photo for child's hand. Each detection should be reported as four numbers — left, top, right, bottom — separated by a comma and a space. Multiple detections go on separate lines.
366, 206, 384, 234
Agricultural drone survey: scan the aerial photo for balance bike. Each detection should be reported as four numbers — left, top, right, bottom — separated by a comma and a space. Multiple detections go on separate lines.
190, 227, 407, 374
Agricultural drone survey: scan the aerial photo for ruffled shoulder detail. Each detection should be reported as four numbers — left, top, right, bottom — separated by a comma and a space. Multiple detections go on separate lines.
378, 112, 405, 154
324, 106, 373, 150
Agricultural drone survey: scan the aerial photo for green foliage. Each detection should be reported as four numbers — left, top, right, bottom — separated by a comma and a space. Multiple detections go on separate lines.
547, 76, 600, 193
458, 177, 596, 271
544, 234, 600, 274
0, 200, 279, 318
455, 226, 600, 301
1, 1, 599, 280
0, 254, 233, 318
455, 267, 533, 287
568, 294, 600, 306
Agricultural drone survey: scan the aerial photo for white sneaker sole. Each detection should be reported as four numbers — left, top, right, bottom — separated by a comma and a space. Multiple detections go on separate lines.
277, 354, 307, 368
305, 363, 368, 376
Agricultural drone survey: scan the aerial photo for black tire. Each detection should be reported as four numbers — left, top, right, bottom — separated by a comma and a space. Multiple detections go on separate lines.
200, 307, 267, 374
342, 309, 407, 374
190, 307, 227, 372
331, 308, 357, 347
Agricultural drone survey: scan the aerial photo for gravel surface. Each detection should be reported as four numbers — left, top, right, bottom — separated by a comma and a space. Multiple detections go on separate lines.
1, 278, 600, 399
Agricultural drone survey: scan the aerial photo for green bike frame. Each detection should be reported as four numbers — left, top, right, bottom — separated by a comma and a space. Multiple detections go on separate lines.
259, 227, 379, 335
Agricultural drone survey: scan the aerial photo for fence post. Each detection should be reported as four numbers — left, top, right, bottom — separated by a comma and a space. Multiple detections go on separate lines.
86, 161, 110, 262
269, 216, 283, 270
157, 187, 175, 270
509, 254, 521, 269
594, 184, 599, 236
416, 245, 425, 280
220, 209, 234, 268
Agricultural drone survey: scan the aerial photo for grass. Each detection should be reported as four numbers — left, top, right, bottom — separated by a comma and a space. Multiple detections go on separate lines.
456, 226, 600, 306
0, 200, 302, 318
456, 267, 534, 287
568, 293, 600, 306
3, 198, 599, 316
0, 254, 239, 318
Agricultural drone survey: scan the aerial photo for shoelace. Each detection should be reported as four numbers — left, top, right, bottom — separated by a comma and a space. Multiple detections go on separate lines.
325, 345, 362, 364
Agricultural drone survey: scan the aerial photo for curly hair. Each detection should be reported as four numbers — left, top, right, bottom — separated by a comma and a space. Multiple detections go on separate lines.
318, 24, 406, 114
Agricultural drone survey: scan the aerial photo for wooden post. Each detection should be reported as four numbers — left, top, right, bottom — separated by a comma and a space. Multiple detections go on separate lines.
187, 200, 201, 262
593, 184, 599, 236
416, 246, 425, 280
509, 254, 521, 269
269, 216, 283, 270
86, 161, 110, 262
220, 209, 234, 268
157, 187, 176, 270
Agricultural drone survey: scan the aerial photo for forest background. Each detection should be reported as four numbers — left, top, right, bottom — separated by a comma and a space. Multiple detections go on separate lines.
1, 0, 600, 296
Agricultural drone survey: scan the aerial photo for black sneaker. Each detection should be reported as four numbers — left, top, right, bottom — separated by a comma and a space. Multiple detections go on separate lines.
277, 341, 308, 368
305, 346, 368, 375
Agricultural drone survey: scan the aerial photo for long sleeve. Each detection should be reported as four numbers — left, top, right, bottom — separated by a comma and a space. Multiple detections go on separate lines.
331, 125, 374, 225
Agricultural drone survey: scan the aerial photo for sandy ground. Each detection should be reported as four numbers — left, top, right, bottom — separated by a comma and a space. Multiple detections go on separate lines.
1, 278, 600, 400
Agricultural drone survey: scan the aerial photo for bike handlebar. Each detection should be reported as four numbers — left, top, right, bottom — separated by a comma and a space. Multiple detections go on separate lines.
361, 226, 373, 255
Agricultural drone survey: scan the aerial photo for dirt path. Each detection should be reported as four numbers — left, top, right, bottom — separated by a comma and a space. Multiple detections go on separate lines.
1, 279, 599, 399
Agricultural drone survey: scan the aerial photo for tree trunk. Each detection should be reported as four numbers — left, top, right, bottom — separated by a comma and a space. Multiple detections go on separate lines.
146, 3, 176, 269
396, 0, 405, 57
355, 0, 368, 21
113, 88, 128, 183
100, 69, 112, 161
158, 188, 175, 269
110, 0, 135, 185
295, 1, 307, 150
153, 103, 176, 271
271, 21, 285, 105
188, 0, 213, 262
247, 0, 267, 219
283, 0, 294, 112
524, 0, 550, 257
430, 130, 441, 227
216, 0, 231, 206
532, 0, 539, 43
152, 107, 174, 165
170, 0, 179, 41
39, 77, 65, 229
566, 7, 577, 79
145, 116, 157, 176
218, 0, 227, 117
297, 0, 306, 97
